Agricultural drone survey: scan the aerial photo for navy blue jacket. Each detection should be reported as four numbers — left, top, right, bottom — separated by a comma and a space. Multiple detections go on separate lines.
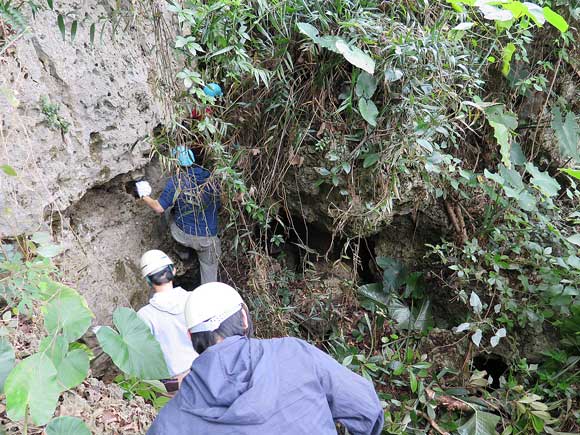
147, 336, 384, 435
158, 166, 220, 237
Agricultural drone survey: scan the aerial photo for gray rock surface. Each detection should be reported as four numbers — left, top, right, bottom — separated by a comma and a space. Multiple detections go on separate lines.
0, 0, 166, 237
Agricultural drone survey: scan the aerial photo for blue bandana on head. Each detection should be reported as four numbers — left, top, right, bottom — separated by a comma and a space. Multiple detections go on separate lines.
172, 146, 195, 167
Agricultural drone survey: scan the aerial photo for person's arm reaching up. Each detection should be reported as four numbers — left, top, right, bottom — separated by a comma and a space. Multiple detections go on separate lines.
310, 344, 384, 435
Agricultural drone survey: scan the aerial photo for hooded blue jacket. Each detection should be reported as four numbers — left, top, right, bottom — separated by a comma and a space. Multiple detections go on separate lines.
158, 166, 220, 237
147, 336, 384, 435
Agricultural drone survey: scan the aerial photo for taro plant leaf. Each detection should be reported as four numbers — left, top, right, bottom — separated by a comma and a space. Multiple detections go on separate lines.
377, 257, 406, 291
45, 416, 91, 435
4, 353, 61, 425
387, 297, 412, 329
0, 338, 15, 393
358, 98, 378, 127
37, 244, 63, 258
566, 234, 580, 246
411, 299, 431, 331
96, 307, 170, 379
525, 163, 560, 197
551, 107, 579, 162
358, 283, 390, 306
335, 39, 375, 74
296, 22, 320, 42
457, 409, 500, 435
39, 335, 89, 389
43, 285, 94, 342
355, 72, 377, 99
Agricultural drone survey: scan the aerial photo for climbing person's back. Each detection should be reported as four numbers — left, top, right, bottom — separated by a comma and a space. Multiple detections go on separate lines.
148, 335, 383, 435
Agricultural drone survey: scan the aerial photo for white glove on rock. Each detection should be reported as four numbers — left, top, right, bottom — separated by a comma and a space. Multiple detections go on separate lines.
136, 180, 152, 198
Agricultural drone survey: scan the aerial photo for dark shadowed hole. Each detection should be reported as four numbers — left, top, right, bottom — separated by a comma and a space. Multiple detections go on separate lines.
473, 353, 508, 389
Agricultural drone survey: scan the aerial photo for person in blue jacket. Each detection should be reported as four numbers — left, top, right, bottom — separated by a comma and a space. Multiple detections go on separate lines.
147, 282, 384, 435
136, 146, 221, 284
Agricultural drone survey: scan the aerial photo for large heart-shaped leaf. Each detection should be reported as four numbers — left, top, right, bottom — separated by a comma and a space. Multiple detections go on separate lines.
358, 283, 389, 306
335, 39, 375, 74
42, 285, 94, 342
377, 257, 407, 292
457, 410, 500, 435
0, 338, 15, 392
40, 333, 89, 390
355, 72, 377, 99
526, 163, 560, 197
45, 416, 90, 435
4, 353, 61, 425
96, 307, 170, 379
358, 98, 378, 127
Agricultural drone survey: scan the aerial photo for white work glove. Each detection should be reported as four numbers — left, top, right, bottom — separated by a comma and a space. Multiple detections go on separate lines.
136, 180, 152, 198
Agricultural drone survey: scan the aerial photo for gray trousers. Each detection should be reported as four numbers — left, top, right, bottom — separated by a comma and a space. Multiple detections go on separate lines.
169, 220, 221, 284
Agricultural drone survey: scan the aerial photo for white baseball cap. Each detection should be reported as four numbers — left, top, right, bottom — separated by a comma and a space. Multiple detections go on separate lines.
185, 283, 243, 333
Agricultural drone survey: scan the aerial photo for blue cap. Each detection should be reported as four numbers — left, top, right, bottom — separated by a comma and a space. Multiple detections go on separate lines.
203, 83, 223, 98
172, 146, 195, 167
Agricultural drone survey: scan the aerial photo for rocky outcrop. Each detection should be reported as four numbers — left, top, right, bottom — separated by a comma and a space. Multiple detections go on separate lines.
0, 0, 167, 237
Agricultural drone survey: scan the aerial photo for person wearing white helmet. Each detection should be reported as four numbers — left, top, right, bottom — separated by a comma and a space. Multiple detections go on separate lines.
147, 282, 384, 435
137, 250, 198, 392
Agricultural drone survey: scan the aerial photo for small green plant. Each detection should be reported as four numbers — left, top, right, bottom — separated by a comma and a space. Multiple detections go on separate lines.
40, 96, 70, 134
114, 375, 170, 410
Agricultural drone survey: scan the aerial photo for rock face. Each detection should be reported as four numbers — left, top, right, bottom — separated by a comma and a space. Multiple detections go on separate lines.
0, 0, 166, 237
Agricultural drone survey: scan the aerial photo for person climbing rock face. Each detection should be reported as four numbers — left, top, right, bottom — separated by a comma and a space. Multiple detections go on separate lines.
136, 146, 221, 284
146, 282, 384, 435
137, 250, 198, 393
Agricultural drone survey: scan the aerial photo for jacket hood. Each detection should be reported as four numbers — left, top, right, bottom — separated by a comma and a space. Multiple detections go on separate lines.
178, 336, 279, 425
149, 287, 189, 315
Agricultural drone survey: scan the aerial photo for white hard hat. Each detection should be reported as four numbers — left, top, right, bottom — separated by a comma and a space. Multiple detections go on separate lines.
140, 249, 174, 278
185, 283, 244, 333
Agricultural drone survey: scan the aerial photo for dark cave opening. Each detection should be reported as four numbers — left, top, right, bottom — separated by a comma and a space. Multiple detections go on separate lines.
473, 353, 508, 389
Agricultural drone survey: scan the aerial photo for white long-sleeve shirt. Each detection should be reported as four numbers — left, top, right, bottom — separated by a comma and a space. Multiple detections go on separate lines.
138, 287, 198, 377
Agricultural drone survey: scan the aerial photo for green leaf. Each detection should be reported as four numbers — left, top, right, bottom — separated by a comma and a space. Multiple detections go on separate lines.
378, 257, 406, 291
57, 15, 66, 41
31, 231, 51, 245
57, 349, 89, 390
37, 244, 63, 258
4, 353, 61, 425
358, 98, 378, 127
525, 163, 560, 197
46, 416, 90, 435
96, 307, 170, 379
409, 369, 418, 393
357, 283, 389, 306
47, 0, 54, 10
484, 105, 518, 168
0, 165, 17, 176
543, 7, 569, 33
39, 336, 88, 390
335, 39, 375, 74
296, 22, 320, 42
384, 67, 403, 82
502, 43, 516, 76
363, 153, 379, 168
560, 168, 580, 180
457, 410, 500, 435
89, 23, 96, 45
0, 338, 15, 393
355, 72, 377, 99
551, 108, 579, 162
566, 234, 580, 246
70, 20, 78, 42
42, 285, 94, 342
